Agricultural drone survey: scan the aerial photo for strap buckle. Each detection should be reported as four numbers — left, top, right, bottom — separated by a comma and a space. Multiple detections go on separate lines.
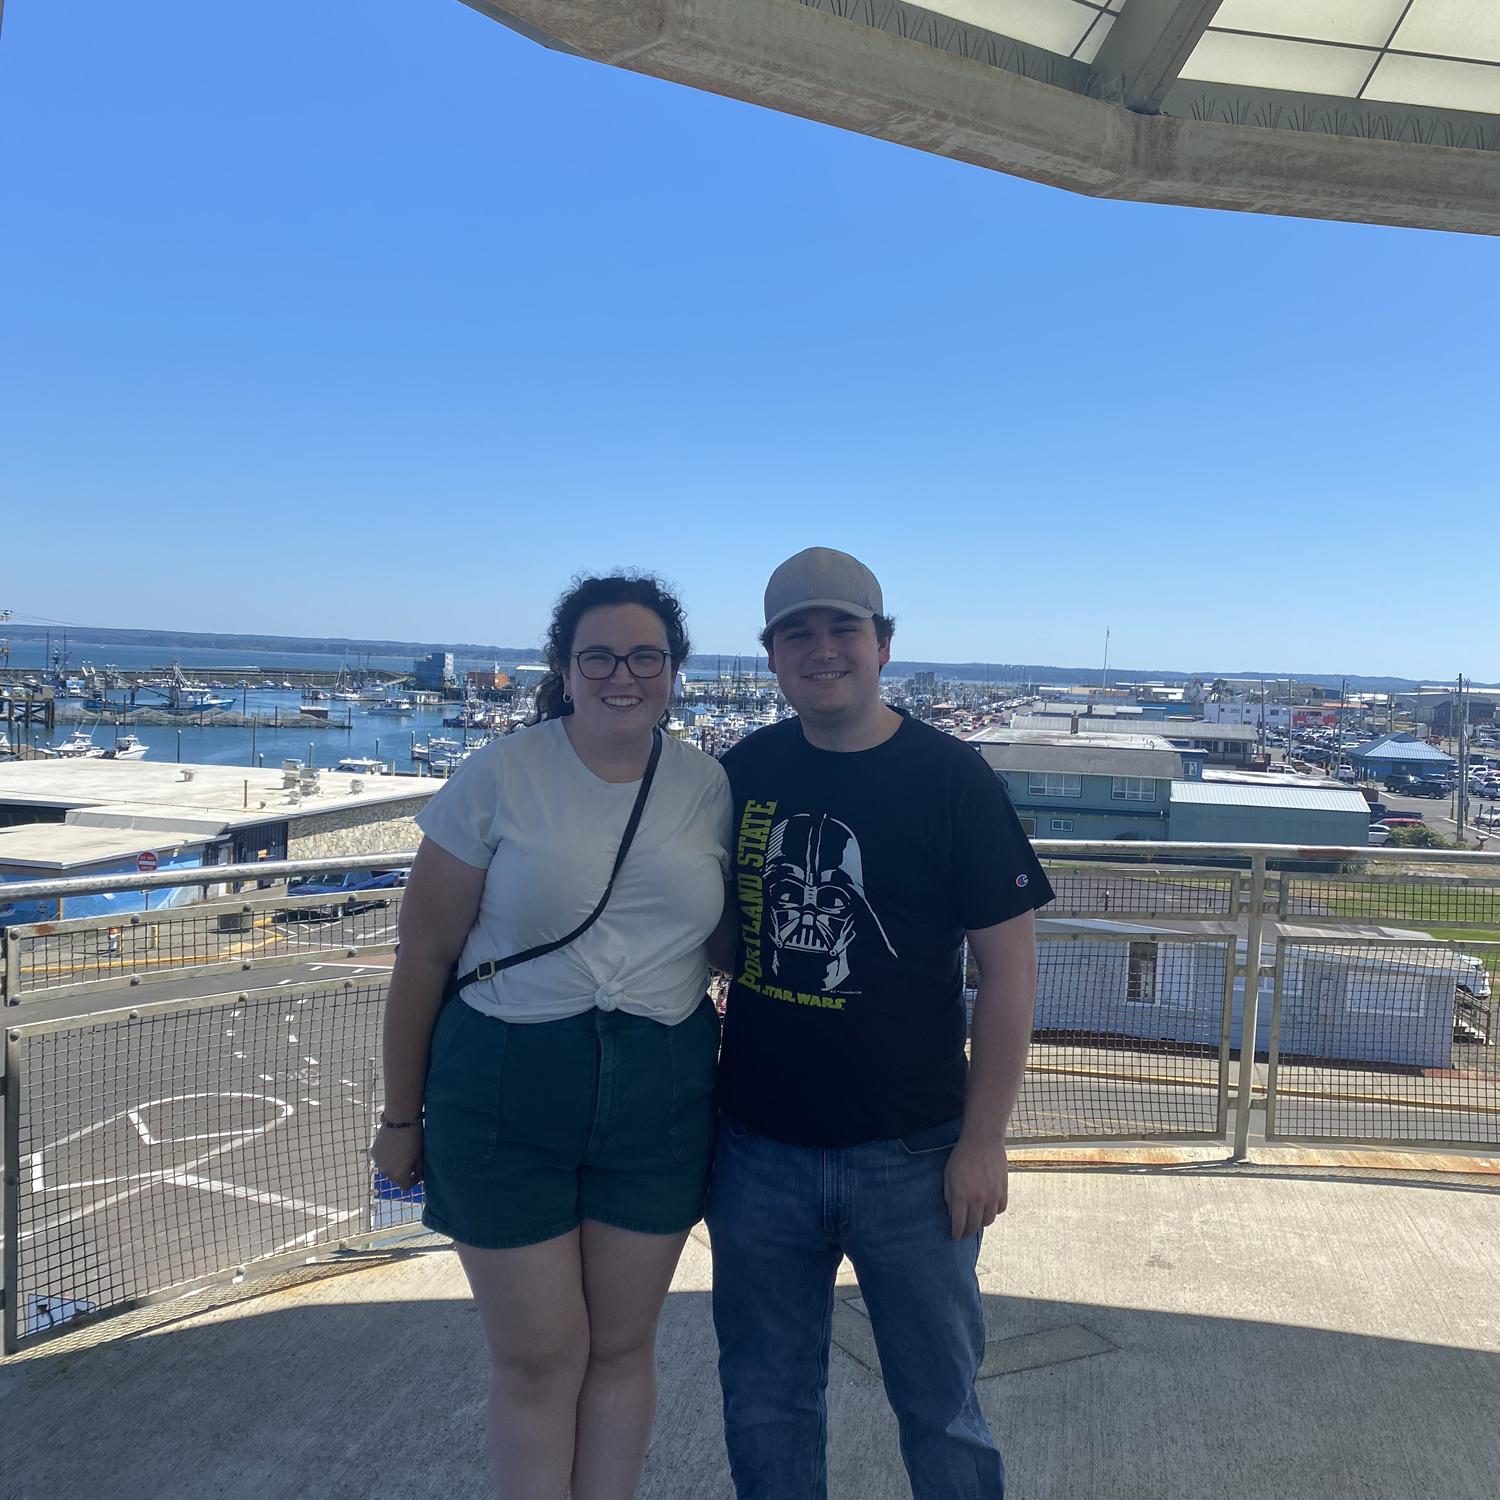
474, 960, 498, 982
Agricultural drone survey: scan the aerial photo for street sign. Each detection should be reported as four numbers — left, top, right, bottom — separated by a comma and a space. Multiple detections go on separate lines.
136, 850, 159, 873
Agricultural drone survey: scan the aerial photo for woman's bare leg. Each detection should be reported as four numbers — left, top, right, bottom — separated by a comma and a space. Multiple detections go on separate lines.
457, 1232, 589, 1500
569, 1221, 691, 1500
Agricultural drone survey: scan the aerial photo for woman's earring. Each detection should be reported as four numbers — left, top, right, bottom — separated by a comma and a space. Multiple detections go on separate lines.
562, 691, 572, 704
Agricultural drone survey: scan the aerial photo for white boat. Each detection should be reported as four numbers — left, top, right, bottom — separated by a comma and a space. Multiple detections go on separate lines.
44, 727, 108, 759
430, 749, 474, 777
333, 756, 390, 776
411, 735, 463, 764
109, 733, 149, 760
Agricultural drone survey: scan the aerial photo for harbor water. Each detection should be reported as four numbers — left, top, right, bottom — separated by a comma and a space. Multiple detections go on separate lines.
20, 689, 484, 774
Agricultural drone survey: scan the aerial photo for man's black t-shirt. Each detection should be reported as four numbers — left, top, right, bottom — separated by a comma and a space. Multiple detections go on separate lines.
718, 712, 1054, 1148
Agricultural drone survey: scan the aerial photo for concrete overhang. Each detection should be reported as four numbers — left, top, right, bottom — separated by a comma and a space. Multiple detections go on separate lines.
462, 0, 1500, 236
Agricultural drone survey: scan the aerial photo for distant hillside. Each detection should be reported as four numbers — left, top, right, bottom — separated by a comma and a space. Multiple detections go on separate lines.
3, 623, 1487, 692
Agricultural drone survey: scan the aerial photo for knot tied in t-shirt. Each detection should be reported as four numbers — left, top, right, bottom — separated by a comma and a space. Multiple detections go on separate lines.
593, 980, 624, 1012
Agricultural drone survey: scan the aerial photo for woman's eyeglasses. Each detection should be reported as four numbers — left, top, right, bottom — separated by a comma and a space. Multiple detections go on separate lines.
572, 649, 671, 680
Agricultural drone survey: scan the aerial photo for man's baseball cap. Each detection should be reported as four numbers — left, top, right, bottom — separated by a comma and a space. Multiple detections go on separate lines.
763, 547, 884, 633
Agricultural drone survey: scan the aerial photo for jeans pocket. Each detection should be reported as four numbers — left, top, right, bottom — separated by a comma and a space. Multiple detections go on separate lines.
424, 1004, 508, 1171
896, 1118, 964, 1156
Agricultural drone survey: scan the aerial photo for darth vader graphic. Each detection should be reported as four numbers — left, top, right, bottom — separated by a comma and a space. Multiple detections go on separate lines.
764, 813, 897, 993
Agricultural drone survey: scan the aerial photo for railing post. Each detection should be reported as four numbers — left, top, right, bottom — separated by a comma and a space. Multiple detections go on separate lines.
365, 1055, 379, 1236
1233, 853, 1268, 1161
3, 1026, 21, 1355
2, 929, 19, 1006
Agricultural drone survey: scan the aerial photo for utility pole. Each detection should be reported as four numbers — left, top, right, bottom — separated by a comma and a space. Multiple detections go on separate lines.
1456, 673, 1467, 841
1100, 628, 1110, 693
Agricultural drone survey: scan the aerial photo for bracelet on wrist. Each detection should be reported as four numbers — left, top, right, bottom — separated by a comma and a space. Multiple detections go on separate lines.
379, 1111, 422, 1130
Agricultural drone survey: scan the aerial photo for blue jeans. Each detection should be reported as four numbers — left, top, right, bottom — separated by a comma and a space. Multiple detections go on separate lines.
705, 1116, 1003, 1500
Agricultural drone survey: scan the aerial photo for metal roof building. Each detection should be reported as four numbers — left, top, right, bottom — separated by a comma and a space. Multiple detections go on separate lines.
471, 1, 1500, 234
1169, 779, 1372, 845
1348, 732, 1457, 776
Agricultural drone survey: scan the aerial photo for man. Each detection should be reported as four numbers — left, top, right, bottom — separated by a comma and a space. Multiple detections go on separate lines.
706, 547, 1053, 1499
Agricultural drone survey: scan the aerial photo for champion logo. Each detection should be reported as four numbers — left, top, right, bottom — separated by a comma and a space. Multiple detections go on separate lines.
1016, 873, 1029, 888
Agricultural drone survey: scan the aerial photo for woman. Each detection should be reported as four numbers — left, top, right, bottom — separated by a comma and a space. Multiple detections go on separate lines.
372, 574, 731, 1500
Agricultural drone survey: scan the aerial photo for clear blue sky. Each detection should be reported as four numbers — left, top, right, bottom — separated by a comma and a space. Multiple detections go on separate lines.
2, 1, 1495, 681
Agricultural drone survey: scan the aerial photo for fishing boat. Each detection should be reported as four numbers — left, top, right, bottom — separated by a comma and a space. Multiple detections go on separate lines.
411, 735, 463, 764
430, 747, 475, 777
108, 733, 149, 761
145, 664, 233, 713
43, 727, 108, 759
361, 682, 414, 714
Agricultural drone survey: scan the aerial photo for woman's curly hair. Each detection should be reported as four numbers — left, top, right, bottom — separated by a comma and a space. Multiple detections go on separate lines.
530, 573, 691, 726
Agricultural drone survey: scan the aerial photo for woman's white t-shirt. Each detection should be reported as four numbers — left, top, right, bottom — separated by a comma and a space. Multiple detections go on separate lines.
415, 718, 732, 1025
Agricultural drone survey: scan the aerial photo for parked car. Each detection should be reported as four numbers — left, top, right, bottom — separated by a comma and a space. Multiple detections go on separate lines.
276, 869, 408, 922
1366, 824, 1391, 846
1408, 780, 1448, 799
1383, 774, 1426, 794
1378, 816, 1425, 830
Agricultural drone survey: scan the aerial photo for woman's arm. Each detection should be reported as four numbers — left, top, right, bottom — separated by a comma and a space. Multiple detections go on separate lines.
371, 838, 486, 1186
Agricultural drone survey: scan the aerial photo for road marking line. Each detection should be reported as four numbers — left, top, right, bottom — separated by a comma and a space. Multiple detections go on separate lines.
21, 1106, 295, 1238
30, 1092, 293, 1187
164, 1172, 341, 1219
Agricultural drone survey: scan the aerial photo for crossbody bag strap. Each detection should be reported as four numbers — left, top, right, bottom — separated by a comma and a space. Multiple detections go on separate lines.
447, 727, 663, 997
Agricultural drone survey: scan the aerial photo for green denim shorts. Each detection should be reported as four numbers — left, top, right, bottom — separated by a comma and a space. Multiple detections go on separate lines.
420, 994, 720, 1250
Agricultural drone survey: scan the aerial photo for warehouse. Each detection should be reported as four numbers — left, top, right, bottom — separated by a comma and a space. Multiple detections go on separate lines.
1168, 783, 1371, 848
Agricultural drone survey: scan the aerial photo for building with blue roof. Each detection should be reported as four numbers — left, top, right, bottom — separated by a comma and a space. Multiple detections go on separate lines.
1348, 733, 1456, 782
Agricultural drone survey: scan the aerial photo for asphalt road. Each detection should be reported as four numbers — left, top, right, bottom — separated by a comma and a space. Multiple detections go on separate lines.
10, 968, 417, 1341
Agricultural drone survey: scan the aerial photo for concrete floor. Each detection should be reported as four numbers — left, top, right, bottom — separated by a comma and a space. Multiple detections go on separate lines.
4, 1157, 1499, 1499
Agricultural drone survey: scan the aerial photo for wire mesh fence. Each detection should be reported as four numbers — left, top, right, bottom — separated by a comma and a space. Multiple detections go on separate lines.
1279, 871, 1500, 930
5, 979, 422, 1353
6, 890, 405, 1002
1266, 939, 1500, 1148
1039, 863, 1239, 919
1011, 935, 1232, 1141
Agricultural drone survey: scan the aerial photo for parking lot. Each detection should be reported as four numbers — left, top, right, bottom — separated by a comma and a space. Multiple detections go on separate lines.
1267, 727, 1500, 846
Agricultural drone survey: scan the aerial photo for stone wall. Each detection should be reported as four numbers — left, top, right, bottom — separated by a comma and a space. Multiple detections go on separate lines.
287, 795, 432, 859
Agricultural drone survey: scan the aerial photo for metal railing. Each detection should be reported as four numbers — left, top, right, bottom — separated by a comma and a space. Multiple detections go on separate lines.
4, 841, 1499, 1353
3, 854, 414, 1006
1265, 936, 1500, 1150
4, 978, 422, 1353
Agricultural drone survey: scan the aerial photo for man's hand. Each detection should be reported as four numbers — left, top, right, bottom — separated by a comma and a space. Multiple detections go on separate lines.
943, 1133, 1008, 1241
